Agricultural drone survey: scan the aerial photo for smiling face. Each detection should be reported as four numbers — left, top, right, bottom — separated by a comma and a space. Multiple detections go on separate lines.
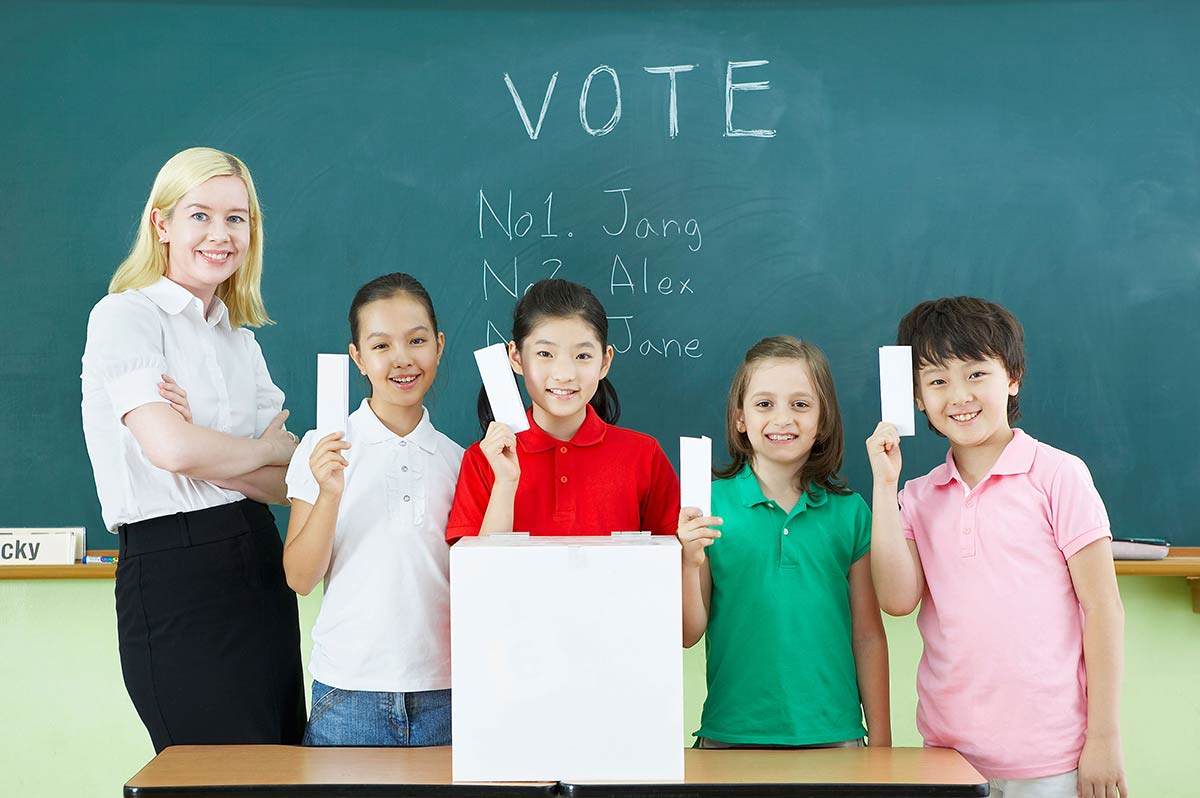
736, 358, 821, 473
916, 356, 1020, 450
152, 175, 251, 305
510, 314, 613, 440
349, 293, 444, 431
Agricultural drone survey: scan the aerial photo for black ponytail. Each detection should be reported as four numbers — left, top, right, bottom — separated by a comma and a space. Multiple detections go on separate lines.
477, 278, 621, 435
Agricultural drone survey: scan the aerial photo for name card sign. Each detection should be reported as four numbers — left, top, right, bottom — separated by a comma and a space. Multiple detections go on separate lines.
0, 529, 83, 565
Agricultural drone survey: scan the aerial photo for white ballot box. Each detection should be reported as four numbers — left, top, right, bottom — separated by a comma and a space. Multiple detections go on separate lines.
450, 535, 684, 782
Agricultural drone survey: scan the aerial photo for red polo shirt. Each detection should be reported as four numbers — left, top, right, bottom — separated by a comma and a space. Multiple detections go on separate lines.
446, 406, 680, 540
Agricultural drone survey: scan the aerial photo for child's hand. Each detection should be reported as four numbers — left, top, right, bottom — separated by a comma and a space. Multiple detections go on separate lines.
865, 422, 903, 486
677, 507, 722, 568
481, 421, 520, 485
158, 374, 191, 423
1077, 734, 1127, 798
309, 432, 351, 499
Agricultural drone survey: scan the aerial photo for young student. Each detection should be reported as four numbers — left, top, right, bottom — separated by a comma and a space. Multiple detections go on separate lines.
283, 273, 464, 746
446, 278, 679, 539
866, 297, 1126, 798
678, 336, 891, 749
81, 147, 305, 752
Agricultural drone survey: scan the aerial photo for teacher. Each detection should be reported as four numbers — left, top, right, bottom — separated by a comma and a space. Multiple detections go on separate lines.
81, 147, 306, 751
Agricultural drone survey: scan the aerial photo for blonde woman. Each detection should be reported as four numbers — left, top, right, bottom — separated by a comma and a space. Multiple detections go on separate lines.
81, 147, 305, 751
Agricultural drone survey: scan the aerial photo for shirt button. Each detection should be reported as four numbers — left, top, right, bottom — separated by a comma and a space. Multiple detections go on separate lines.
963, 528, 971, 535
560, 476, 568, 484
966, 499, 975, 508
560, 446, 568, 454
399, 440, 407, 447
404, 495, 411, 502
783, 528, 790, 536
401, 466, 408, 472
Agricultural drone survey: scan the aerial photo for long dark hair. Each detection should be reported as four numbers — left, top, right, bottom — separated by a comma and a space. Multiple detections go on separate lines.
348, 273, 439, 395
477, 278, 620, 433
713, 336, 850, 498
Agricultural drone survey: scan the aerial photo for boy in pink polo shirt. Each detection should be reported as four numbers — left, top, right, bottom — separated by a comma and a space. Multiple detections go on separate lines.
866, 297, 1127, 798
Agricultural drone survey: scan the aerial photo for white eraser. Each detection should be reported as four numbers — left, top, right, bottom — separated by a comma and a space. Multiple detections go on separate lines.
879, 346, 916, 437
679, 435, 712, 517
474, 343, 530, 433
316, 354, 349, 437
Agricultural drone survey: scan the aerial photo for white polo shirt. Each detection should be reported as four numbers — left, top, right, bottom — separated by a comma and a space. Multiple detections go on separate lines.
286, 400, 464, 693
81, 277, 285, 531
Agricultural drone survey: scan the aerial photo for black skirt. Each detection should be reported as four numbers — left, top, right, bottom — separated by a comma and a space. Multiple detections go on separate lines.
116, 499, 307, 752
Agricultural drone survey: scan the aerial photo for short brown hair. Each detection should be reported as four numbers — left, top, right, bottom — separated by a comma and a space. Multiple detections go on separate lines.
898, 296, 1025, 434
714, 336, 849, 498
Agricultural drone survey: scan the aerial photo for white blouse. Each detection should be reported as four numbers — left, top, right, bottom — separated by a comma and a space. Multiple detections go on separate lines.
81, 276, 284, 531
286, 400, 464, 693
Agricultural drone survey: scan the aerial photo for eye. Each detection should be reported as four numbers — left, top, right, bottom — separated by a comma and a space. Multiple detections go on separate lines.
576, 352, 592, 360
755, 400, 772, 409
793, 401, 810, 409
191, 212, 209, 222
928, 378, 946, 387
373, 343, 388, 350
536, 350, 552, 358
410, 338, 426, 346
970, 371, 986, 379
227, 214, 246, 224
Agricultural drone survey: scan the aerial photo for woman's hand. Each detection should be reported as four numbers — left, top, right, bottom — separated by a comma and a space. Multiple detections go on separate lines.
677, 507, 722, 568
481, 421, 520, 485
260, 410, 298, 466
158, 374, 191, 423
308, 432, 351, 499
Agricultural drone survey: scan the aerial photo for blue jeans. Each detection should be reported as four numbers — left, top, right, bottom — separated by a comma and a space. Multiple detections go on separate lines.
303, 679, 452, 746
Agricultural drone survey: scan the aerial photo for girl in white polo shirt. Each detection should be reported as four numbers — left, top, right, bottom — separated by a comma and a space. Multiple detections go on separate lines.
283, 273, 464, 746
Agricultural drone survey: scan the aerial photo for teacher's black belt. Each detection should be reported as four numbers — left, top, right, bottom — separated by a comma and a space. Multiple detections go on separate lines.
118, 499, 275, 558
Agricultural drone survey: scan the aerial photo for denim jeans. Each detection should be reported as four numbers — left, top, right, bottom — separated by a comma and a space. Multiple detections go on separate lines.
303, 679, 452, 746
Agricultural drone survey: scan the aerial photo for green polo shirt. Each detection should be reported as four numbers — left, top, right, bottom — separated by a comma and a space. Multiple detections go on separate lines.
697, 464, 872, 745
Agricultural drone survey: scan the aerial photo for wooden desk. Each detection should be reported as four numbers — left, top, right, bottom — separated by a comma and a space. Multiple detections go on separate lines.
560, 748, 987, 797
124, 745, 556, 797
126, 746, 986, 798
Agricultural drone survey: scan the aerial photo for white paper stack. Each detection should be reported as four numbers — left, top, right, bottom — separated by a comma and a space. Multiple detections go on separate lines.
315, 354, 349, 438
679, 435, 712, 516
879, 346, 916, 436
474, 343, 530, 432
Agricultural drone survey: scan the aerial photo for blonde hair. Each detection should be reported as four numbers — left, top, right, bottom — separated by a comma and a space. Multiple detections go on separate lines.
714, 336, 850, 498
109, 147, 271, 328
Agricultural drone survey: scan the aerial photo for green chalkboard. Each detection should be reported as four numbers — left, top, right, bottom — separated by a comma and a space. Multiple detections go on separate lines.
3, 1, 1198, 549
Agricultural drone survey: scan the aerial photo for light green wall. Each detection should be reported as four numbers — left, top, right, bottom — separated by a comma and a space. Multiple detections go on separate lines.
1, 576, 1196, 796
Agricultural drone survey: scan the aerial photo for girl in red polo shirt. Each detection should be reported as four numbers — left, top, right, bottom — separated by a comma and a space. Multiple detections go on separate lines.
446, 279, 679, 540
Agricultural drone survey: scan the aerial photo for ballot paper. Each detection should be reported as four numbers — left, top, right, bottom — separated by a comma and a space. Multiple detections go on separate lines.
474, 343, 530, 432
316, 353, 349, 437
679, 435, 712, 516
879, 346, 916, 436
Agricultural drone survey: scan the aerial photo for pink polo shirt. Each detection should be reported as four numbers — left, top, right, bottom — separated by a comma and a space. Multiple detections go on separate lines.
898, 429, 1111, 780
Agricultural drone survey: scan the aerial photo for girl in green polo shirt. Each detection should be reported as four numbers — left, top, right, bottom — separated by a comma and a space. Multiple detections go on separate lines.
678, 336, 891, 748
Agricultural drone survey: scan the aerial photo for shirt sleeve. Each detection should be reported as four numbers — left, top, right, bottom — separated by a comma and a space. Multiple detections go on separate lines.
850, 492, 872, 563
82, 295, 169, 421
445, 443, 494, 542
240, 329, 285, 437
641, 440, 681, 536
1050, 454, 1112, 559
285, 430, 321, 505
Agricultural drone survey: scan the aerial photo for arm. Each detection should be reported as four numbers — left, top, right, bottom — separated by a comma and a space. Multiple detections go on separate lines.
477, 423, 521, 535
849, 553, 891, 746
124, 402, 295, 481
1068, 538, 1128, 798
865, 422, 925, 615
214, 466, 289, 506
282, 433, 350, 595
678, 507, 720, 647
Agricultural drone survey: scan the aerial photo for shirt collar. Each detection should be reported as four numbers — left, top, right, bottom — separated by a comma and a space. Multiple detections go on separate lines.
140, 276, 232, 330
519, 404, 607, 453
733, 463, 828, 512
931, 428, 1035, 487
353, 399, 439, 453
